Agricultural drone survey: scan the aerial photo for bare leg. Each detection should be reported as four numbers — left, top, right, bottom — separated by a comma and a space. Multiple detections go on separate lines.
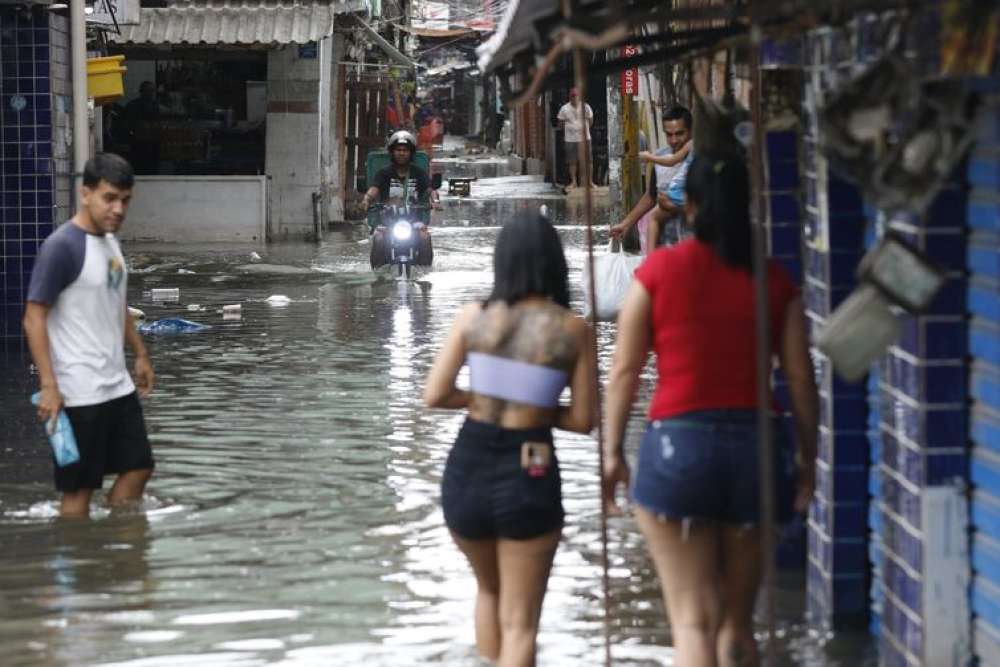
107, 468, 152, 508
496, 529, 561, 667
60, 489, 94, 518
649, 206, 672, 249
646, 216, 662, 253
635, 508, 722, 667
452, 533, 501, 661
717, 524, 762, 667
568, 162, 578, 188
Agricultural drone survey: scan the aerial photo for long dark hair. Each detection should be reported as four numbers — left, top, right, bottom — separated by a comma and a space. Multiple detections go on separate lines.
684, 154, 753, 271
487, 213, 570, 307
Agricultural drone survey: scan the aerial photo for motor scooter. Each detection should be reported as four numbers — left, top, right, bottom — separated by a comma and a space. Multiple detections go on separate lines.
367, 202, 432, 278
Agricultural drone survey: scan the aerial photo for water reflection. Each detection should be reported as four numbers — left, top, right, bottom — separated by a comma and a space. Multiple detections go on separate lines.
0, 185, 874, 665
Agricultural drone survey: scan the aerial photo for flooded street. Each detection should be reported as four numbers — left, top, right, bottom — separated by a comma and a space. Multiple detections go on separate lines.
0, 180, 874, 666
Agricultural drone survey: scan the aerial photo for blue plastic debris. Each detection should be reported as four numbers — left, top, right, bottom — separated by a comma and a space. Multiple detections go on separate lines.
138, 318, 211, 335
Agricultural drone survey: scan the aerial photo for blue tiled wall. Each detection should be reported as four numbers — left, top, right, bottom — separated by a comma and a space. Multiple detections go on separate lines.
0, 5, 55, 342
871, 181, 970, 662
798, 24, 872, 630
970, 92, 1000, 667
765, 127, 807, 570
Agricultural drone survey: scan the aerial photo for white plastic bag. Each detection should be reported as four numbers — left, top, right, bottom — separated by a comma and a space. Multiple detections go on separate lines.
581, 242, 644, 321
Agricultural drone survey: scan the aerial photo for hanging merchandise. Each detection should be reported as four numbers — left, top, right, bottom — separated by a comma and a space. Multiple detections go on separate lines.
817, 232, 948, 382
820, 53, 975, 216
581, 242, 644, 322
692, 92, 749, 160
868, 80, 975, 214
819, 54, 916, 197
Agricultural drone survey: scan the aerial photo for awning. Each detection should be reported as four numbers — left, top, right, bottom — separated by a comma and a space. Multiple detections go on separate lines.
110, 1, 367, 46
476, 0, 921, 98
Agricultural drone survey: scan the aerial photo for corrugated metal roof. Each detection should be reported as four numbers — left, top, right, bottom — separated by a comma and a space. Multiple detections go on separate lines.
110, 1, 368, 46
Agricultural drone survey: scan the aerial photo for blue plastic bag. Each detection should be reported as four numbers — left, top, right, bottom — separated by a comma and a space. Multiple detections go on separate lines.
138, 318, 210, 335
30, 392, 80, 467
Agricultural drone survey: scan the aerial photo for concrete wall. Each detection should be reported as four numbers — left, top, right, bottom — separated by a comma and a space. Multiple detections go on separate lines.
266, 43, 322, 240
323, 36, 345, 224
121, 176, 267, 243
49, 13, 72, 224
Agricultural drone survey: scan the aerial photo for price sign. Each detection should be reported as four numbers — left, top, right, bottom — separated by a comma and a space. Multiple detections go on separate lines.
621, 45, 639, 96
89, 0, 138, 27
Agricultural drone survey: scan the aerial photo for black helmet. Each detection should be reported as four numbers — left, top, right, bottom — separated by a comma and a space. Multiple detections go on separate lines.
387, 130, 417, 153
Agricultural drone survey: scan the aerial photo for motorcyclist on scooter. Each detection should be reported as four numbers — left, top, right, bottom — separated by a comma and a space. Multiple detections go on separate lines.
362, 130, 438, 268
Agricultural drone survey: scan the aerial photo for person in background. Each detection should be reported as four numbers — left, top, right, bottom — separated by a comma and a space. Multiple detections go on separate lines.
611, 106, 693, 252
23, 154, 156, 519
424, 214, 595, 666
362, 130, 439, 268
557, 87, 595, 189
124, 81, 161, 175
603, 154, 818, 666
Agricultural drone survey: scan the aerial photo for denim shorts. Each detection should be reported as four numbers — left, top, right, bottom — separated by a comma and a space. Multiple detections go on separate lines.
442, 419, 564, 540
630, 409, 796, 524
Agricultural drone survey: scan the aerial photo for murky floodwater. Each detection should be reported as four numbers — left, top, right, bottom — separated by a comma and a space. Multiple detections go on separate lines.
0, 180, 874, 666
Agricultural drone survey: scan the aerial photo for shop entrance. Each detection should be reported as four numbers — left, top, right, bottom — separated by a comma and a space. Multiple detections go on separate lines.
106, 48, 268, 176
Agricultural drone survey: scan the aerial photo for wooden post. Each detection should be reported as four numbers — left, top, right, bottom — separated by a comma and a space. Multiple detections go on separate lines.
621, 64, 641, 252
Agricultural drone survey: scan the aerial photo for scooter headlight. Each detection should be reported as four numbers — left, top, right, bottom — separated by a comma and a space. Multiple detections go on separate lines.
392, 221, 413, 240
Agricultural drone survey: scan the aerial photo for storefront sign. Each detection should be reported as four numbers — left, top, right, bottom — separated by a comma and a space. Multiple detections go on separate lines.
89, 0, 138, 27
298, 42, 318, 59
621, 46, 639, 96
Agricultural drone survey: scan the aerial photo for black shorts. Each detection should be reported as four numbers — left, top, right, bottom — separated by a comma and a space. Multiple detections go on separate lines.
55, 392, 154, 492
442, 418, 564, 540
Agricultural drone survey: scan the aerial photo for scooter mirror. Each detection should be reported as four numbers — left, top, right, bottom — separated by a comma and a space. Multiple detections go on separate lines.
431, 173, 443, 190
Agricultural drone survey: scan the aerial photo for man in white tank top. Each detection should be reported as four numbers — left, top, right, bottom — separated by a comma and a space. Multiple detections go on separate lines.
23, 153, 156, 518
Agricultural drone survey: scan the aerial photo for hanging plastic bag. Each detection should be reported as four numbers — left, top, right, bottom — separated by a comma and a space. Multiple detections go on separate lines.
581, 241, 644, 322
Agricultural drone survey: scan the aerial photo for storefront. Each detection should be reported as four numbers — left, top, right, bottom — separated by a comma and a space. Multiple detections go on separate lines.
103, 49, 267, 177
106, 1, 366, 241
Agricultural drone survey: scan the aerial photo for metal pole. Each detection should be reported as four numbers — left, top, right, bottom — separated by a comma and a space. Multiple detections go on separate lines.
70, 0, 89, 197
561, 4, 611, 665
748, 22, 778, 667
573, 47, 612, 667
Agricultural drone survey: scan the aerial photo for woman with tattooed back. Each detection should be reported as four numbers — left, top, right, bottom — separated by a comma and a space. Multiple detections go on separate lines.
424, 213, 595, 666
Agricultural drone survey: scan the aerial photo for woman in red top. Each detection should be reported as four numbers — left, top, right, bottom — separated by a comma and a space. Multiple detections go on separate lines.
603, 154, 818, 666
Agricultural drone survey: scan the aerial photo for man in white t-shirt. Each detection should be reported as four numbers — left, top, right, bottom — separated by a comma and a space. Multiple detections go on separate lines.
556, 87, 594, 189
23, 153, 155, 518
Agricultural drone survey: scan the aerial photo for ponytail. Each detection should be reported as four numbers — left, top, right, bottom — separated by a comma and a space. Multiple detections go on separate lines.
684, 154, 753, 271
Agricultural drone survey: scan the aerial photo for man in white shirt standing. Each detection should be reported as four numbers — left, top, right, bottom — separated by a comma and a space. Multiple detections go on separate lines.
556, 87, 594, 189
23, 153, 155, 518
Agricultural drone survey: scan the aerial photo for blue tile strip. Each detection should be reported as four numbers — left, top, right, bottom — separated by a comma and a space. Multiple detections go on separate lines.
0, 5, 55, 341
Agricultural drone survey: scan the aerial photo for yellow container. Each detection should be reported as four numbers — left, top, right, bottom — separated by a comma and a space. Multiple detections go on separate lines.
87, 55, 127, 105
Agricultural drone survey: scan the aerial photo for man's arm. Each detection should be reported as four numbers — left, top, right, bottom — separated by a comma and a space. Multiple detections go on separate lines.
124, 307, 154, 397
23, 302, 62, 424
610, 163, 657, 238
362, 169, 387, 208
609, 191, 656, 239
